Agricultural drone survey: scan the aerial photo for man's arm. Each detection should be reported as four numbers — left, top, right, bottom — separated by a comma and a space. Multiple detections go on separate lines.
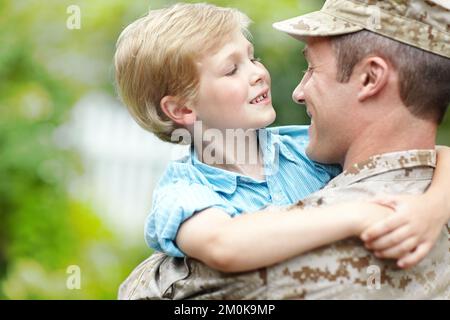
176, 202, 391, 272
429, 145, 450, 214
362, 146, 450, 268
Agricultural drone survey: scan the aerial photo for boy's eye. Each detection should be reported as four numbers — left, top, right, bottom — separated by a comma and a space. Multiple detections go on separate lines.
225, 65, 238, 76
224, 57, 262, 76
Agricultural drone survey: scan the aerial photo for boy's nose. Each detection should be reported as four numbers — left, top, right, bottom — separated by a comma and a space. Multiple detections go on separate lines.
250, 65, 266, 86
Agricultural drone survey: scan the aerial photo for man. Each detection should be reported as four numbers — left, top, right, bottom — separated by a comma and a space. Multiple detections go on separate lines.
119, 0, 450, 299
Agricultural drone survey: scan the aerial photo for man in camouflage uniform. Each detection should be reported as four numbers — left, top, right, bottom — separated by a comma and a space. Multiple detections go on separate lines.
119, 0, 450, 299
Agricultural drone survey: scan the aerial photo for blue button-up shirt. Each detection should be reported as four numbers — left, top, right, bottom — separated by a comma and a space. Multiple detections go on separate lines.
145, 125, 342, 257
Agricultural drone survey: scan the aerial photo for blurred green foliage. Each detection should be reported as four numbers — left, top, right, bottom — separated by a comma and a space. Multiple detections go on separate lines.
0, 0, 448, 299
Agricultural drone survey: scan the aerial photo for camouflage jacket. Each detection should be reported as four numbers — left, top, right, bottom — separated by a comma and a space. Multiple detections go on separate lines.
118, 150, 450, 299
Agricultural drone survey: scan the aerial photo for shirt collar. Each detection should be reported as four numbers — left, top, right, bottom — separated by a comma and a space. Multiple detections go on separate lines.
189, 128, 296, 194
190, 145, 238, 194
259, 128, 301, 167
324, 150, 436, 189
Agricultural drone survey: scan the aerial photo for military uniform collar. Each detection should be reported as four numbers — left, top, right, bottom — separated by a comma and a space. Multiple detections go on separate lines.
325, 149, 436, 189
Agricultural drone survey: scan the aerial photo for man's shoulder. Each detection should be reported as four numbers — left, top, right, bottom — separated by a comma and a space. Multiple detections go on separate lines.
317, 150, 436, 194
292, 149, 435, 212
275, 150, 447, 299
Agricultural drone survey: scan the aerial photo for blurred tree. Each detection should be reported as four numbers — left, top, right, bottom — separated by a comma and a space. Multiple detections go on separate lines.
0, 0, 448, 299
0, 0, 151, 299
0, 0, 83, 297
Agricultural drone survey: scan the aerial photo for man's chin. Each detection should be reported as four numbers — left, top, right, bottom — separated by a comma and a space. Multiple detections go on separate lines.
306, 144, 334, 164
305, 144, 319, 161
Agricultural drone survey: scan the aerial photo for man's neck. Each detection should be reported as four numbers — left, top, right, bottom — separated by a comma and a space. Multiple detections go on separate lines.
342, 113, 437, 171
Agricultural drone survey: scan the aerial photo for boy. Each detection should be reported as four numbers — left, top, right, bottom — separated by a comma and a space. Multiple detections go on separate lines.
114, 3, 450, 272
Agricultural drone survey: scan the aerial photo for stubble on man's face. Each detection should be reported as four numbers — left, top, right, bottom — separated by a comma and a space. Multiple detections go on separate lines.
300, 37, 355, 166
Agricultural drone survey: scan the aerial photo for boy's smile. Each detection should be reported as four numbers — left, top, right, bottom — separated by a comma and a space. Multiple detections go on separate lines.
249, 88, 270, 105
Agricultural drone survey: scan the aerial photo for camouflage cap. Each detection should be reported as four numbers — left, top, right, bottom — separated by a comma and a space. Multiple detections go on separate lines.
273, 0, 450, 58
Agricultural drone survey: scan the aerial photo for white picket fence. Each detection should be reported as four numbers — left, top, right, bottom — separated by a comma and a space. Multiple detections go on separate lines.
55, 92, 188, 243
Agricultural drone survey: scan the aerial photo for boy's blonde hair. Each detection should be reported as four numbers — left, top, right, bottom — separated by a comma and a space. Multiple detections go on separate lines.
114, 3, 251, 143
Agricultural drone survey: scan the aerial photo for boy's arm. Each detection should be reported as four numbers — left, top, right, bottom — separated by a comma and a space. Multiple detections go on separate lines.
362, 146, 450, 268
176, 202, 391, 272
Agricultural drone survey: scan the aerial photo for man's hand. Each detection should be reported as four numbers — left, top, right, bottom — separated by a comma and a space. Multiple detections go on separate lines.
361, 194, 448, 269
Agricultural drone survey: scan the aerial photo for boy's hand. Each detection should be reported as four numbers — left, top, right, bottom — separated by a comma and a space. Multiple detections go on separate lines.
361, 194, 448, 269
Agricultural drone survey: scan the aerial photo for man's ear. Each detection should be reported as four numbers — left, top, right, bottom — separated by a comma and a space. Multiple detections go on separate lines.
160, 96, 196, 126
357, 57, 390, 102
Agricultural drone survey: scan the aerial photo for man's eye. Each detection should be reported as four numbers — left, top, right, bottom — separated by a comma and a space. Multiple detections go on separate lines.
251, 57, 261, 64
303, 66, 314, 74
226, 65, 237, 76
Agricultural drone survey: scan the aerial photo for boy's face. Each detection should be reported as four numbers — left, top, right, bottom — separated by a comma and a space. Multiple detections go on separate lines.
192, 31, 276, 131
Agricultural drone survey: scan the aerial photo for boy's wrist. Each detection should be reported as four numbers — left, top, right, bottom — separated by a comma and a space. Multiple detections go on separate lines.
340, 202, 366, 236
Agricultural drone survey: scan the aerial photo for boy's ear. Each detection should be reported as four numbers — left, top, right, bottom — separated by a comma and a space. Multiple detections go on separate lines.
356, 56, 390, 102
160, 96, 196, 126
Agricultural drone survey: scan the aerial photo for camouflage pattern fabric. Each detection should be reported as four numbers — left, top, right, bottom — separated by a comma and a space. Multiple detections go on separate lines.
118, 150, 450, 299
272, 0, 450, 58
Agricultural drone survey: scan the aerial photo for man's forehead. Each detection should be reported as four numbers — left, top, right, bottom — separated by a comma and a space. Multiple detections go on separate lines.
301, 38, 334, 59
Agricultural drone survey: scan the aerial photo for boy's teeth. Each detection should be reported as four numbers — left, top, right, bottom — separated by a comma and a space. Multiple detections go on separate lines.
251, 93, 267, 104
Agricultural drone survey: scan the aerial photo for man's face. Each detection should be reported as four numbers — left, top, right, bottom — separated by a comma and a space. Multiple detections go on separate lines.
292, 37, 357, 164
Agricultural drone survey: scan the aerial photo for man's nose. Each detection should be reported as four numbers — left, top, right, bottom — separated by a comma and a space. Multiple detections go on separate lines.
292, 81, 306, 105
